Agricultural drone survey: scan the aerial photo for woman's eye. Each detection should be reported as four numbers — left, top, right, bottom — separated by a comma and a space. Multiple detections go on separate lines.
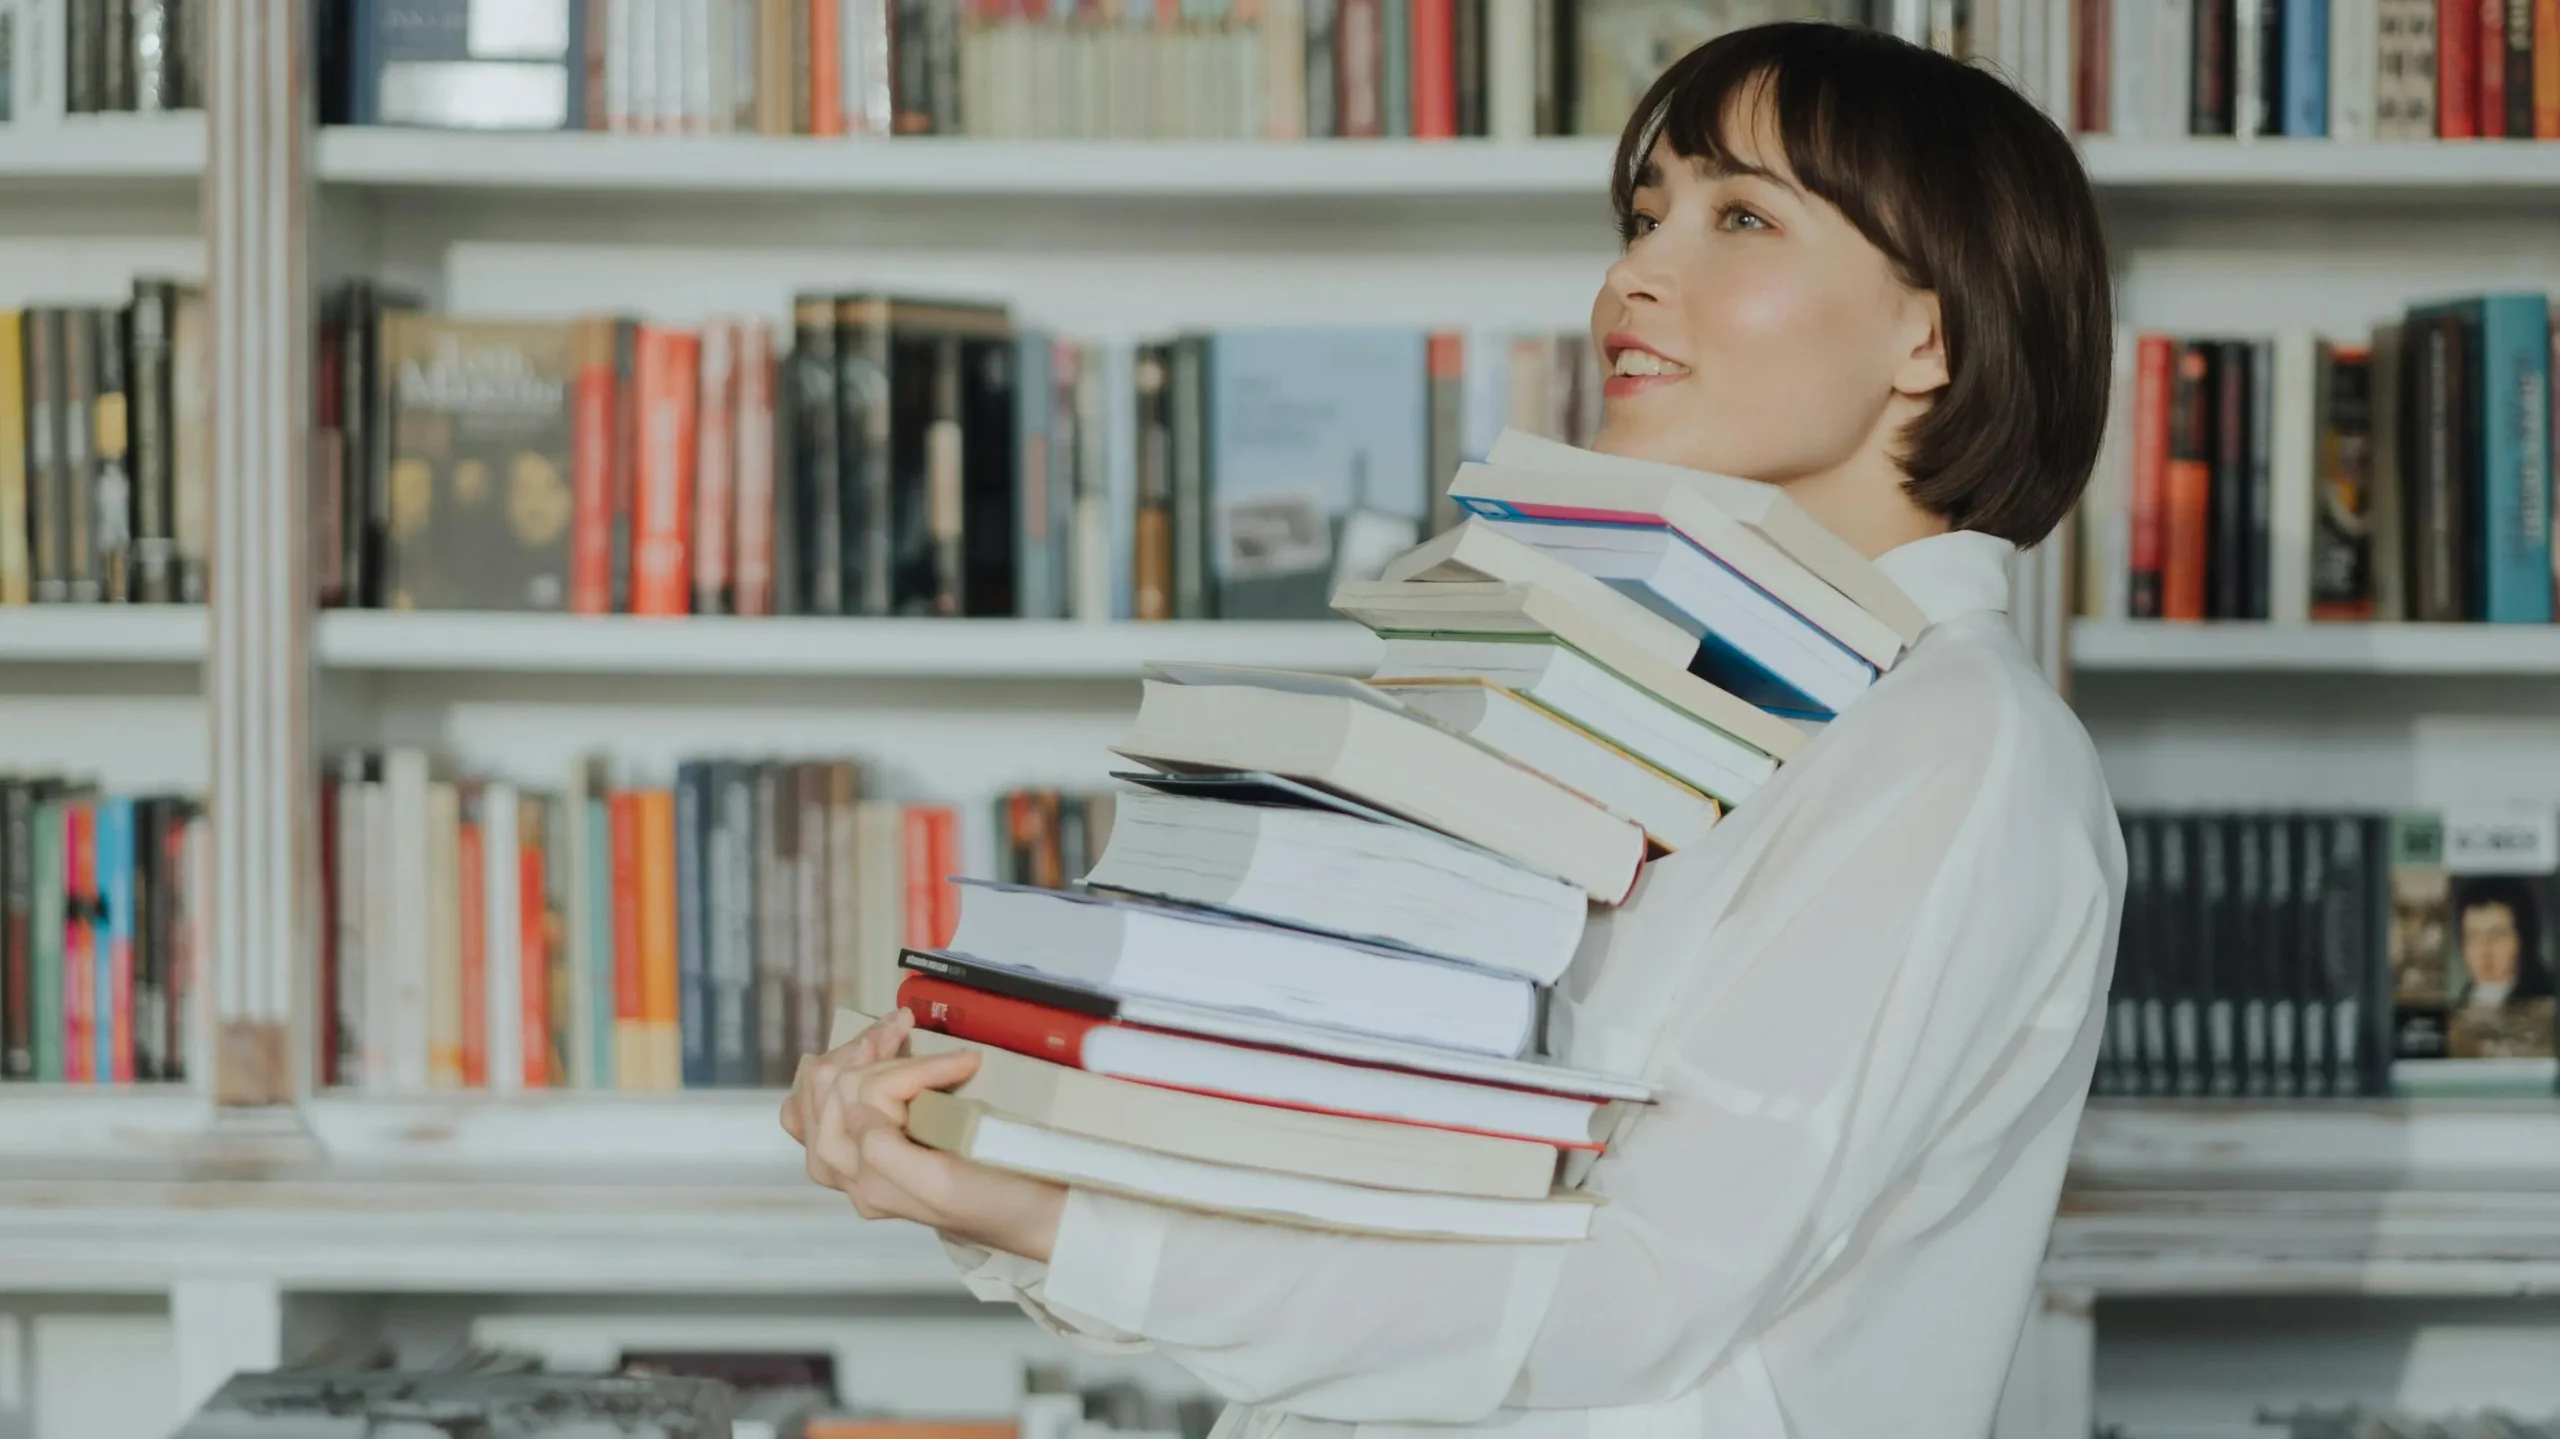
1716, 204, 1770, 232
1621, 211, 1661, 242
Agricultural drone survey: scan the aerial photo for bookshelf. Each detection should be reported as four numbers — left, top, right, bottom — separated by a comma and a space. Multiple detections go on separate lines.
0, 605, 206, 664
2070, 620, 2560, 674
0, 113, 206, 182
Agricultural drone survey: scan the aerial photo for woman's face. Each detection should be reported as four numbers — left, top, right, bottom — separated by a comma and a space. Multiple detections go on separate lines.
1589, 91, 1945, 488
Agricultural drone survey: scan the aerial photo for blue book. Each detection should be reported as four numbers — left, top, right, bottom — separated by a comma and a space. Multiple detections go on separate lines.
97, 798, 132, 1084
2280, 0, 2329, 136
1014, 333, 1056, 619
675, 762, 709, 1089
1383, 0, 1413, 137
2480, 294, 2554, 623
585, 795, 615, 1090
1207, 329, 1430, 619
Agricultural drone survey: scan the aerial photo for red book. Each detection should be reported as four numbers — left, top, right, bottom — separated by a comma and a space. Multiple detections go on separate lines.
519, 814, 548, 1089
810, 0, 845, 135
63, 802, 92, 1084
732, 320, 776, 617
2076, 0, 2111, 133
610, 792, 644, 1085
1411, 0, 1456, 138
901, 807, 939, 952
459, 812, 486, 1088
1338, 0, 1384, 137
692, 320, 738, 615
2128, 334, 2173, 619
896, 973, 1609, 1149
2163, 343, 2215, 622
928, 809, 961, 949
2481, 0, 2508, 135
2442, 0, 2481, 135
631, 326, 700, 617
569, 317, 617, 614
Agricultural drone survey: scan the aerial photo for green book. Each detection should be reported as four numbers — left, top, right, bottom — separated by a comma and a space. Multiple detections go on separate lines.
31, 798, 61, 1082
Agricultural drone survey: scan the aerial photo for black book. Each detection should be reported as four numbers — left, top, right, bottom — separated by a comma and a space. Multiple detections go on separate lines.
92, 307, 132, 603
770, 346, 802, 616
958, 321, 1018, 619
2265, 813, 2300, 1098
130, 280, 178, 604
926, 0, 959, 135
1169, 335, 1211, 620
792, 295, 843, 614
2200, 814, 2238, 1097
177, 0, 205, 109
834, 294, 886, 616
753, 762, 794, 1087
2403, 313, 2470, 623
338, 282, 375, 608
2235, 814, 2269, 1095
67, 0, 102, 112
898, 947, 1119, 1021
711, 761, 758, 1089
2106, 814, 2152, 1097
0, 781, 23, 1079
2508, 0, 2534, 136
61, 310, 97, 603
2297, 812, 2332, 1096
608, 316, 639, 612
2253, 0, 2283, 134
102, 0, 133, 109
675, 761, 709, 1089
2159, 814, 2198, 1097
2245, 337, 2274, 618
2191, 0, 2235, 134
2355, 815, 2395, 1096
2322, 814, 2379, 1096
1453, 0, 1486, 136
2310, 342, 2375, 617
2210, 339, 2251, 620
25, 308, 66, 604
1306, 0, 1339, 137
892, 0, 932, 133
886, 300, 1012, 616
131, 796, 160, 1082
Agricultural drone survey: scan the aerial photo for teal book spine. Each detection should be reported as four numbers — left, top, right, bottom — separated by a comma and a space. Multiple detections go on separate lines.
31, 801, 62, 1083
2480, 293, 2552, 623
98, 797, 133, 1083
586, 795, 614, 1091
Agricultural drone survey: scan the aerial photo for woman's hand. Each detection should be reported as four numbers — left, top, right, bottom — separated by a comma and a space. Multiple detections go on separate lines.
779, 1009, 1068, 1263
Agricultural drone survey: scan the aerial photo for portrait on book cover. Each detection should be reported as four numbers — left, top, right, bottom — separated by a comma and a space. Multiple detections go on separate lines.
2446, 873, 2560, 1061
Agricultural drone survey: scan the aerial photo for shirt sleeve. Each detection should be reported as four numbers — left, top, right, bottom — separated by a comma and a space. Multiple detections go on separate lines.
946, 679, 2117, 1424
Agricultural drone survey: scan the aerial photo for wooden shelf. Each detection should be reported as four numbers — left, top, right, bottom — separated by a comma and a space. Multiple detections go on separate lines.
2070, 620, 2560, 674
315, 611, 1383, 679
0, 605, 207, 663
0, 114, 204, 181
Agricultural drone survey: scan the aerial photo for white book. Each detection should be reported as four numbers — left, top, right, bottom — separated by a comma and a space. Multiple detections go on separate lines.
657, 0, 688, 131
384, 748, 433, 1094
604, 0, 634, 130
426, 781, 461, 1090
2268, 331, 2318, 626
1378, 518, 1699, 671
1487, 0, 1534, 139
360, 779, 392, 1095
331, 759, 368, 1091
486, 782, 523, 1095
703, 0, 732, 131
1084, 787, 1589, 980
7, 0, 66, 125
2109, 0, 2148, 135
2330, 0, 2378, 139
854, 799, 905, 1020
2155, 0, 2194, 139
2079, 328, 2136, 621
1072, 340, 1112, 622
2235, 0, 2266, 138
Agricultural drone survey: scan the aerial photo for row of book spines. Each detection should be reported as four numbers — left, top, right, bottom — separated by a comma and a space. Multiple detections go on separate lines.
0, 292, 208, 609
318, 763, 975, 1094
0, 784, 202, 1085
2096, 809, 2392, 1101
33, 0, 207, 118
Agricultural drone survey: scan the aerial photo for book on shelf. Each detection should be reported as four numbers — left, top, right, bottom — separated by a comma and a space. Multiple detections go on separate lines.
0, 0, 207, 124
0, 281, 209, 609
2382, 807, 2560, 1096
0, 774, 203, 1085
322, 0, 1862, 139
2076, 292, 2560, 627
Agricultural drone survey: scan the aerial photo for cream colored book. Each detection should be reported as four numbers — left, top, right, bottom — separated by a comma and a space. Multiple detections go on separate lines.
833, 1009, 1559, 1199
904, 1089, 1597, 1241
1378, 519, 1699, 671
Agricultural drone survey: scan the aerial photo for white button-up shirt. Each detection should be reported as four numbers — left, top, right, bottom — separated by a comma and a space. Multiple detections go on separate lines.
946, 528, 2126, 1439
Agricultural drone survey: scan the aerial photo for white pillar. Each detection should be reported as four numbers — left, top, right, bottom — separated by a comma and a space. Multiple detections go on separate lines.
169, 1279, 283, 1422
204, 0, 315, 1106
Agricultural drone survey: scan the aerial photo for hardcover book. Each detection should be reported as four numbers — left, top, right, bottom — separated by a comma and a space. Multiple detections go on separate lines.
379, 315, 576, 612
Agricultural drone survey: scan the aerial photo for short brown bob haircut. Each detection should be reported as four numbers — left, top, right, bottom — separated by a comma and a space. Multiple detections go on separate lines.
1613, 22, 2112, 548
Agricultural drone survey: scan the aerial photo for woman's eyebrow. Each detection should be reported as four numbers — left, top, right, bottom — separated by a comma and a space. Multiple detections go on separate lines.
1696, 154, 1805, 199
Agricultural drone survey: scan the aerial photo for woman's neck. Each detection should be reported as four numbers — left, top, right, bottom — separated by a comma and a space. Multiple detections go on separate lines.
1777, 461, 1952, 560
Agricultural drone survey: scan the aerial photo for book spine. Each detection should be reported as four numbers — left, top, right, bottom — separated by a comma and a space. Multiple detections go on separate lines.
809, 0, 844, 133
733, 319, 777, 617
1338, 0, 1380, 136
131, 799, 160, 1083
608, 319, 640, 610
794, 295, 844, 614
2194, 0, 2235, 131
26, 310, 62, 603
793, 764, 828, 1061
693, 319, 738, 615
1133, 342, 1173, 620
0, 311, 25, 607
960, 325, 1017, 618
2330, 0, 2374, 137
101, 0, 130, 108
892, 0, 930, 132
1383, 0, 1410, 136
341, 285, 376, 607
458, 792, 487, 1088
2234, 0, 2266, 135
1, 784, 30, 1079
105, 799, 131, 1083
901, 970, 1099, 1063
900, 806, 936, 953
2210, 340, 2251, 620
129, 281, 174, 602
2203, 816, 2239, 1096
1014, 330, 1053, 620
2163, 342, 2214, 620
171, 288, 208, 602
2505, 0, 2533, 130
1412, 0, 1454, 137
755, 762, 792, 1086
314, 299, 346, 608
59, 311, 94, 603
913, 331, 965, 615
484, 783, 522, 1095
631, 325, 700, 617
2479, 294, 2552, 622
676, 761, 709, 1088
31, 800, 61, 1082
330, 756, 366, 1089
2408, 315, 2465, 621
2440, 0, 2478, 132
2265, 813, 2299, 1098
569, 318, 617, 615
2480, 0, 2509, 131
90, 306, 130, 603
2538, 0, 2560, 135
1453, 0, 1484, 135
2114, 815, 2152, 1094
1306, 0, 1339, 136
543, 794, 573, 1086
2236, 815, 2270, 1095
586, 792, 616, 1088
2077, 0, 2112, 132
1169, 335, 1210, 620
519, 797, 550, 1087
840, 297, 893, 617
638, 787, 680, 1089
2283, 0, 2329, 131
712, 762, 756, 1087
132, 0, 170, 110
61, 801, 90, 1083
65, 0, 95, 112
609, 791, 643, 1087
2247, 336, 2276, 620
825, 762, 859, 1028
2310, 343, 2378, 620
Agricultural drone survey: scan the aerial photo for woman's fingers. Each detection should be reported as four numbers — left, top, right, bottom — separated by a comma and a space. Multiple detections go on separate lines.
781, 1010, 918, 1145
846, 1049, 982, 1123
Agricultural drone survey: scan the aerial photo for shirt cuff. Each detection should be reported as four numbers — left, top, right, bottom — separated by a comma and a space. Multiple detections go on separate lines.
1040, 1187, 1172, 1335
939, 1234, 1052, 1303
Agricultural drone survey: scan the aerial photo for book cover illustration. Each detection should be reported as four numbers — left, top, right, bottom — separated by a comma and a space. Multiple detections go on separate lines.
2443, 810, 2560, 1064
380, 316, 576, 612
2387, 810, 2450, 1061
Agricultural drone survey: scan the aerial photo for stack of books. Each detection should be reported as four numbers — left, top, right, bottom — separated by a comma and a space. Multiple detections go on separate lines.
855, 429, 1921, 1241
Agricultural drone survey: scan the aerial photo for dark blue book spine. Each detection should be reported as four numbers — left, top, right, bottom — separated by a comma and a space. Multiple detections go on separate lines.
675, 761, 709, 1088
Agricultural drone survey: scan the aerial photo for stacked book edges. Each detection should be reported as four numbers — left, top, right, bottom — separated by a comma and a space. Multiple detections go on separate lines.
873, 430, 1918, 1241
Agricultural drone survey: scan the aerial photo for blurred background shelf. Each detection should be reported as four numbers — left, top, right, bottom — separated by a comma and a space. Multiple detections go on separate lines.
2070, 620, 2560, 674
312, 612, 1383, 679
0, 114, 204, 182
0, 605, 207, 664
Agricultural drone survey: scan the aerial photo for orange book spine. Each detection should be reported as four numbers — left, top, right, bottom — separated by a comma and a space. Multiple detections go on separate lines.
637, 788, 680, 1090
519, 807, 549, 1090
459, 815, 487, 1088
692, 320, 738, 614
2127, 334, 2173, 619
610, 791, 645, 1086
570, 319, 617, 614
810, 0, 845, 135
732, 320, 776, 617
929, 808, 961, 948
2161, 343, 2214, 622
901, 806, 938, 951
2538, 0, 2560, 135
631, 326, 701, 617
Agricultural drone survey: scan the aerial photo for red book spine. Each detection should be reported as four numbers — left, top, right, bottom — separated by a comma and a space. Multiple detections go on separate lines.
631, 326, 701, 617
108, 819, 131, 1084
2443, 0, 2481, 135
900, 806, 938, 952
733, 320, 776, 617
692, 320, 738, 615
519, 823, 548, 1089
569, 319, 616, 615
2128, 334, 2172, 619
2481, 0, 2509, 134
2076, 0, 2111, 132
63, 803, 92, 1084
810, 0, 845, 135
928, 808, 961, 949
459, 815, 486, 1088
2163, 343, 2214, 622
900, 972, 1098, 1064
1339, 0, 1383, 137
317, 777, 338, 1088
611, 791, 643, 1077
1411, 0, 1456, 138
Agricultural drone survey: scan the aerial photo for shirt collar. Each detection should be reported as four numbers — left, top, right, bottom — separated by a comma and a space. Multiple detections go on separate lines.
1871, 529, 2017, 629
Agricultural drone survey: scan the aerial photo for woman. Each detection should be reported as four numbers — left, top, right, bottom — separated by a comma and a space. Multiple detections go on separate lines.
783, 22, 2124, 1439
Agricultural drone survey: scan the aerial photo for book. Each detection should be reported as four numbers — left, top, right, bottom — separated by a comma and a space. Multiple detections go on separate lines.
352, 0, 583, 128
889, 977, 1611, 1149
945, 880, 1540, 1056
631, 324, 700, 616
379, 315, 576, 612
0, 311, 23, 605
869, 1010, 1562, 1199
2410, 295, 2551, 623
1113, 668, 1646, 904
903, 1088, 1597, 1241
2375, 0, 2438, 137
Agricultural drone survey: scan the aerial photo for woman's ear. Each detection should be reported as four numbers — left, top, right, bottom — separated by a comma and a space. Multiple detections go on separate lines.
1893, 292, 1949, 399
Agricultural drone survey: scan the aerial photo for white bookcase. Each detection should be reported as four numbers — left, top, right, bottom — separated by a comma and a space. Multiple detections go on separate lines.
5, 6, 2560, 1439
